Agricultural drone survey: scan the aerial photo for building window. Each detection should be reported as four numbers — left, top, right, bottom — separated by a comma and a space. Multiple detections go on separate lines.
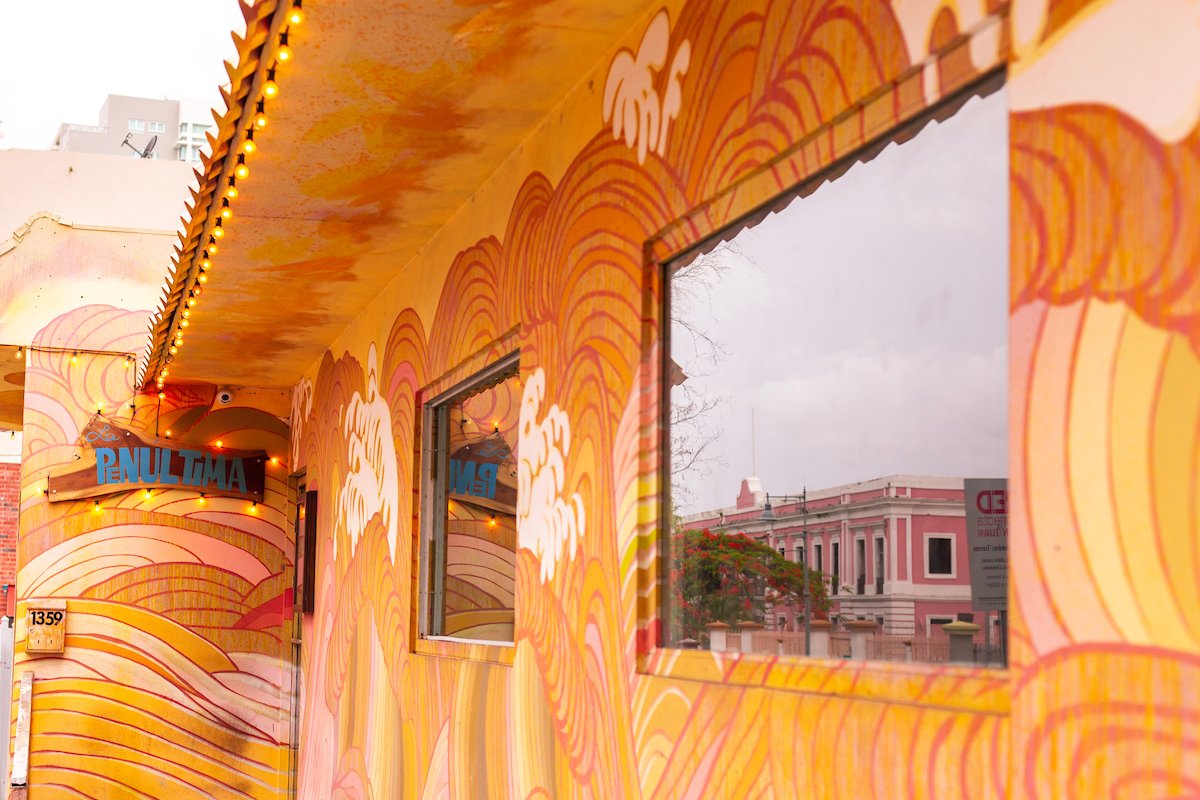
419, 353, 519, 644
831, 541, 840, 595
925, 535, 955, 578
148, 121, 165, 133
662, 77, 1007, 666
874, 536, 885, 594
813, 541, 822, 572
128, 119, 145, 131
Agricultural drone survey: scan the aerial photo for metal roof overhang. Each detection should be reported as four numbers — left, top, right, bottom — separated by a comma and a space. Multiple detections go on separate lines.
144, 0, 659, 390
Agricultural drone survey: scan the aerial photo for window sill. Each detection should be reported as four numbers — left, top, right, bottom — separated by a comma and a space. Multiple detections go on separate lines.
639, 647, 1009, 715
414, 635, 515, 666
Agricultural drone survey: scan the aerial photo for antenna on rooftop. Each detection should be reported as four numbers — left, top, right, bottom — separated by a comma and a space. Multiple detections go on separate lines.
121, 132, 158, 159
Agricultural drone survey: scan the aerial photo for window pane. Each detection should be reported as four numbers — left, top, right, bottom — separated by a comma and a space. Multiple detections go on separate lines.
430, 363, 519, 643
928, 538, 953, 575
666, 86, 1008, 668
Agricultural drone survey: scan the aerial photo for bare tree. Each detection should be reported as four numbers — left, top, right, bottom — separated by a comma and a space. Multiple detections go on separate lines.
667, 240, 745, 497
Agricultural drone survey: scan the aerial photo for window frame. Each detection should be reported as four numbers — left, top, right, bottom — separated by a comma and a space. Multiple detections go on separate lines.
644, 67, 1010, 711
416, 349, 520, 661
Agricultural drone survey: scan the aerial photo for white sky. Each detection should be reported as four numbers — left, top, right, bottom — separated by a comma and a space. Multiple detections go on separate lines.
0, 1, 245, 150
672, 89, 1009, 514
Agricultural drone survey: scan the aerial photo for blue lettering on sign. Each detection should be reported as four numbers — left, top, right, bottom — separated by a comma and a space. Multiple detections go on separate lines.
93, 446, 248, 492
449, 459, 497, 499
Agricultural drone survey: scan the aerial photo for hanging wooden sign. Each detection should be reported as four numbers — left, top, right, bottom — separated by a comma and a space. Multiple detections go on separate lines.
46, 416, 266, 502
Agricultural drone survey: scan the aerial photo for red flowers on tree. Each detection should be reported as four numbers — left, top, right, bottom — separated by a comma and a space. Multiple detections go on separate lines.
672, 528, 830, 641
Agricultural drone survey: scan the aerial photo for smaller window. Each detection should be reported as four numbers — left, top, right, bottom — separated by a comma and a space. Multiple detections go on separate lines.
148, 121, 165, 133
192, 122, 209, 134
813, 541, 822, 572
778, 546, 786, 559
420, 353, 520, 645
128, 119, 145, 131
926, 535, 955, 577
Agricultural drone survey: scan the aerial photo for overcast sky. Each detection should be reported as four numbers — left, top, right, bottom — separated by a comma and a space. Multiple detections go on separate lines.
0, 1, 244, 150
672, 89, 1009, 514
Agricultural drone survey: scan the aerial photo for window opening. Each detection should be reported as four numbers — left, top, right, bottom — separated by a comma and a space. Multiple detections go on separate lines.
663, 77, 1008, 668
420, 353, 519, 645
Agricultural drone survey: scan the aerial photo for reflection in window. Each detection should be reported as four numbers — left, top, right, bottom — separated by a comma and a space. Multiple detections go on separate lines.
665, 83, 1008, 668
422, 355, 519, 644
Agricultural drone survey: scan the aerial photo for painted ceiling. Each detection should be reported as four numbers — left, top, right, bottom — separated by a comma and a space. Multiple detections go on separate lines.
149, 0, 659, 389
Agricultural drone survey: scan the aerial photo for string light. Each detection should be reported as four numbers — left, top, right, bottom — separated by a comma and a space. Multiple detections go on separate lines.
165, 429, 173, 438
181, 309, 191, 320
124, 355, 133, 368
288, 1, 304, 26
14, 347, 22, 360
225, 181, 238, 200
158, 391, 166, 400
143, 488, 152, 500
180, 319, 190, 328
212, 220, 225, 239
269, 456, 279, 465
263, 68, 279, 99
207, 239, 218, 255
169, 346, 178, 355
488, 515, 497, 528
253, 101, 267, 130
249, 501, 258, 514
241, 132, 256, 155
93, 499, 101, 514
71, 351, 78, 364
197, 273, 208, 285
214, 440, 223, 449
277, 32, 292, 62
198, 494, 207, 506
220, 199, 233, 220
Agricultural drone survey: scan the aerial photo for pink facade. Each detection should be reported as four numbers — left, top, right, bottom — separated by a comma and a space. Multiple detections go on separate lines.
682, 475, 997, 640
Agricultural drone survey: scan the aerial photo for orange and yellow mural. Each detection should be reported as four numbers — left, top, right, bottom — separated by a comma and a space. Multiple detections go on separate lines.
12, 0, 1200, 798
14, 306, 293, 799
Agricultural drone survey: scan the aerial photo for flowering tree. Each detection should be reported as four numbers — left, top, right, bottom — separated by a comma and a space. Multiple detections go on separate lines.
673, 528, 831, 641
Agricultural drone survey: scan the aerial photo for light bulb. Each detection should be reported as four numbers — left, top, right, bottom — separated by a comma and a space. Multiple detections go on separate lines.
225, 184, 238, 200
221, 204, 232, 221
187, 297, 197, 308
180, 319, 190, 328
212, 224, 225, 239
249, 502, 258, 514
198, 495, 207, 505
235, 162, 249, 180
288, 3, 304, 26
158, 391, 166, 400
263, 79, 279, 99
277, 43, 292, 62
169, 346, 178, 355
254, 109, 267, 130
198, 273, 208, 284
242, 138, 256, 155
201, 258, 212, 270
14, 347, 22, 360
207, 241, 218, 255
71, 352, 78, 364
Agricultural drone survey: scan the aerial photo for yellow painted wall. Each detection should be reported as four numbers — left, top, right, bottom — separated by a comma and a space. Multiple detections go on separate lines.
13, 306, 293, 799
284, 1, 1200, 797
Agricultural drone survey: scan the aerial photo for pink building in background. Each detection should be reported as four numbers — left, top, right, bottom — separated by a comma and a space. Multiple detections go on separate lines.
681, 475, 1002, 644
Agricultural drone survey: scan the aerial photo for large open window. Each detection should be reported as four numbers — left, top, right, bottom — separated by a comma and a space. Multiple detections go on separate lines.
664, 78, 1009, 668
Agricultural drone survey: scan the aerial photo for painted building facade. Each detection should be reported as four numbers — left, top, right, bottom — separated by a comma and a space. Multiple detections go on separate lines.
682, 475, 994, 640
6, 0, 1200, 798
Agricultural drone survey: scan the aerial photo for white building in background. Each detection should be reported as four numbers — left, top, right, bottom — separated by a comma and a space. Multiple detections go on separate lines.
51, 95, 214, 164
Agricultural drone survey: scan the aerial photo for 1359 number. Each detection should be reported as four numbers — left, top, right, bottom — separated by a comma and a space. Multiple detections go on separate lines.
29, 610, 63, 626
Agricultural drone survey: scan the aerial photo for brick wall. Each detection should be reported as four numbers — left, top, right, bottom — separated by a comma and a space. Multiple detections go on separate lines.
0, 461, 17, 615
